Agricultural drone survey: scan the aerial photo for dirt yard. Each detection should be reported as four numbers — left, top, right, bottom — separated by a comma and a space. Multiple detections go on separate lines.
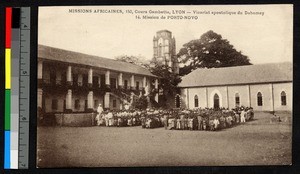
36, 112, 292, 167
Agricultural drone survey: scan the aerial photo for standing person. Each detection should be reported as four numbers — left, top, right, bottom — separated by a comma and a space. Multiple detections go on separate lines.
197, 115, 203, 130
188, 117, 193, 130
176, 116, 181, 130
96, 104, 104, 125
97, 104, 104, 114
164, 112, 169, 130
213, 117, 220, 131
180, 114, 185, 130
95, 114, 101, 126
124, 103, 129, 110
240, 108, 246, 123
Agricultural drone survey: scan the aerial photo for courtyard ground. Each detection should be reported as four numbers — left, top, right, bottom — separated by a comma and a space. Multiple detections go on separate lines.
37, 112, 292, 167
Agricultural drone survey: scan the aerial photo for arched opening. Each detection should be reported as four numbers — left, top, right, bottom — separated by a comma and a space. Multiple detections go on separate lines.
281, 91, 287, 106
158, 43, 162, 57
235, 93, 240, 107
213, 93, 220, 109
175, 95, 180, 108
257, 92, 263, 106
194, 95, 199, 108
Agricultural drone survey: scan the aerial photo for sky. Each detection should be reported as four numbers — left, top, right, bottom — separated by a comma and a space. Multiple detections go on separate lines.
38, 5, 293, 65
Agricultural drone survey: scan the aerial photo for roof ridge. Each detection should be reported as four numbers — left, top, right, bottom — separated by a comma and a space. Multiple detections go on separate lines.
193, 62, 292, 71
180, 62, 292, 87
38, 44, 155, 77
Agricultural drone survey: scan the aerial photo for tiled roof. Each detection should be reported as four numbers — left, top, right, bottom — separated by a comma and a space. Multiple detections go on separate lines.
179, 62, 292, 87
38, 45, 156, 77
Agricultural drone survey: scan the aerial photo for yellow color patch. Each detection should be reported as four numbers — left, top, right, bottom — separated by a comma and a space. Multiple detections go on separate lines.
5, 49, 11, 89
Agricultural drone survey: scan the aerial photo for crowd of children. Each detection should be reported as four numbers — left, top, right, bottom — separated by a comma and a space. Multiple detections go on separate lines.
95, 104, 254, 131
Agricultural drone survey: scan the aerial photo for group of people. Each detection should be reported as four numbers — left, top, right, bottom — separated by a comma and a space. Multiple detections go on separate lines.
138, 107, 253, 131
95, 104, 143, 127
94, 103, 254, 131
164, 107, 254, 131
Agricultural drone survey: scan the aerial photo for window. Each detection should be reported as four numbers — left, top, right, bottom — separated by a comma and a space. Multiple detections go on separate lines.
75, 99, 80, 109
94, 100, 99, 108
257, 92, 263, 106
235, 93, 240, 107
158, 44, 162, 57
110, 78, 116, 89
100, 74, 105, 88
50, 71, 56, 85
85, 100, 88, 111
93, 76, 99, 88
281, 91, 287, 106
194, 95, 199, 107
136, 81, 140, 90
73, 74, 78, 86
113, 100, 117, 108
165, 39, 169, 46
52, 99, 58, 110
124, 80, 128, 89
61, 72, 66, 85
63, 100, 66, 111
83, 74, 88, 87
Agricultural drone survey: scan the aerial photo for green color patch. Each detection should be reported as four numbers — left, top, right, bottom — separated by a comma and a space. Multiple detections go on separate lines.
5, 90, 11, 130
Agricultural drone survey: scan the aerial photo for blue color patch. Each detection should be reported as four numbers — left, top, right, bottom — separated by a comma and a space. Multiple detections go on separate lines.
4, 131, 11, 169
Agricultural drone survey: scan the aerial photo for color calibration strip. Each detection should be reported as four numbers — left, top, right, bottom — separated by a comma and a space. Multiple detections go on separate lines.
5, 7, 13, 169
5, 7, 30, 169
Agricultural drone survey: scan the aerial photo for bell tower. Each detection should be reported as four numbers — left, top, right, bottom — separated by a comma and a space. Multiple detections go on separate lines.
153, 30, 179, 74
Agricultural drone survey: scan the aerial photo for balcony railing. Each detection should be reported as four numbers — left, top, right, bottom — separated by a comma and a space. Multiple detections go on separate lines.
41, 78, 145, 94
42, 79, 66, 86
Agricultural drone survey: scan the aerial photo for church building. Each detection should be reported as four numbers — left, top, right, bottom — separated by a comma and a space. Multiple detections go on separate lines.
177, 62, 292, 112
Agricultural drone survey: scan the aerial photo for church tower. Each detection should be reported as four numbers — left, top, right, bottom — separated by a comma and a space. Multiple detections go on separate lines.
153, 30, 179, 74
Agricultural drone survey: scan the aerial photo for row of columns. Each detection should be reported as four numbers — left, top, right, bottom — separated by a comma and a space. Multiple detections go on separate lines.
37, 60, 159, 110
44, 64, 149, 89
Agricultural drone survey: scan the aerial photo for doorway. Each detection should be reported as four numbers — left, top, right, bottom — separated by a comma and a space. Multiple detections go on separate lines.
213, 93, 219, 109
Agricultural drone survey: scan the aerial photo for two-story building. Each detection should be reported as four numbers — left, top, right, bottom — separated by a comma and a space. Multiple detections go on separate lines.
38, 45, 158, 113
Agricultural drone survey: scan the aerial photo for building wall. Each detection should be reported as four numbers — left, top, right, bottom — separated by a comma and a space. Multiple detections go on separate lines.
180, 82, 292, 112
72, 93, 88, 112
93, 93, 104, 109
249, 84, 272, 111
135, 75, 144, 90
44, 90, 123, 112
109, 95, 122, 110
207, 86, 228, 108
187, 88, 207, 108
273, 83, 292, 111
44, 92, 65, 113
43, 66, 50, 80
123, 74, 131, 88
181, 88, 188, 108
227, 85, 250, 108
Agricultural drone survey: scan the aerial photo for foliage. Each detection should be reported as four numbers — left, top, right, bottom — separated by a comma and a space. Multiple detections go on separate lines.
115, 55, 150, 69
178, 30, 252, 76
115, 54, 182, 108
149, 61, 181, 104
132, 95, 148, 110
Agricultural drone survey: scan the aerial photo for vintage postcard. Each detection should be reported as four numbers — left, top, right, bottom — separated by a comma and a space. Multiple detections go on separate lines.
37, 5, 293, 167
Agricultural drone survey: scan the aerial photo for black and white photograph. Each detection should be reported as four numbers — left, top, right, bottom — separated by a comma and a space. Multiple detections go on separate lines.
36, 5, 293, 167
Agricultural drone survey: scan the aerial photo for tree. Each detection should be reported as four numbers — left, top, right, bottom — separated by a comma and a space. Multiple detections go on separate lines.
149, 61, 181, 108
178, 30, 252, 76
132, 95, 148, 110
115, 55, 150, 69
115, 55, 182, 108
